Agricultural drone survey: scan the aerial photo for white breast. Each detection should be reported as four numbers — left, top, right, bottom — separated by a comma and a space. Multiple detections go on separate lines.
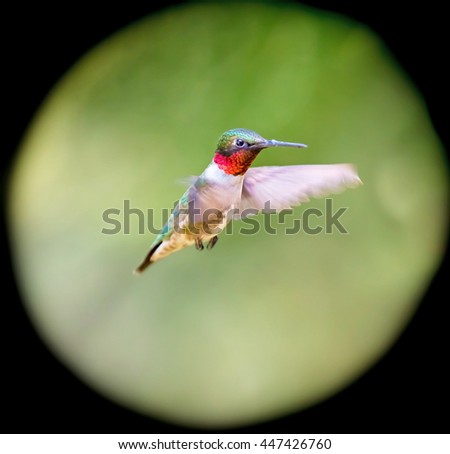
202, 161, 243, 188
199, 161, 244, 215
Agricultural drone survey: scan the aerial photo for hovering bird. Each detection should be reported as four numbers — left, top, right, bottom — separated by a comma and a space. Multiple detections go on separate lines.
135, 128, 361, 273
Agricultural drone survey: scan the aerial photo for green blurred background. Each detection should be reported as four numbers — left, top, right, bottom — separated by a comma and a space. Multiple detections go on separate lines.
7, 2, 448, 428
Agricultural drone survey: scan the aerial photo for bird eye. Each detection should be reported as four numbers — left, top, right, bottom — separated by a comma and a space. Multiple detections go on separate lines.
235, 138, 246, 148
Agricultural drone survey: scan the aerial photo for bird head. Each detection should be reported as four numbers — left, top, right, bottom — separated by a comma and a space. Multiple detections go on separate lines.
214, 128, 307, 175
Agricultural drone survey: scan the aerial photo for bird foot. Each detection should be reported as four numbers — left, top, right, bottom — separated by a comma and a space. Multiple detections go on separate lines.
207, 236, 219, 250
195, 239, 204, 250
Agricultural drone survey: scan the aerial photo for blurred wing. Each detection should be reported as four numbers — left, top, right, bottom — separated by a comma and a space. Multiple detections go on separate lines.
176, 175, 198, 187
239, 164, 362, 216
175, 176, 241, 226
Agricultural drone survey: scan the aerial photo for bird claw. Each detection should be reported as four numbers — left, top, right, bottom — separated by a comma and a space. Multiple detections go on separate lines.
195, 239, 204, 250
207, 236, 219, 249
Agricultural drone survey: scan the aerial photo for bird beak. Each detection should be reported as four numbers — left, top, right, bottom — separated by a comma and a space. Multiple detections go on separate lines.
264, 139, 308, 149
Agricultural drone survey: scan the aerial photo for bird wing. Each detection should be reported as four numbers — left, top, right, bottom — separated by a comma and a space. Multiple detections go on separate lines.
238, 164, 362, 217
169, 178, 237, 230
176, 175, 198, 187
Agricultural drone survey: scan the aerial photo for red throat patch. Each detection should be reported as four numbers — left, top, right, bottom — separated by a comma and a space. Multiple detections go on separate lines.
213, 150, 260, 176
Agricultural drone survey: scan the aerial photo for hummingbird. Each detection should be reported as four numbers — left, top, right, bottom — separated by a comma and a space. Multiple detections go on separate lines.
135, 128, 361, 273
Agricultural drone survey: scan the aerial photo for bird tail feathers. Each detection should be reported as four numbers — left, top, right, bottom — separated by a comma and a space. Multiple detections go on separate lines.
133, 242, 162, 275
